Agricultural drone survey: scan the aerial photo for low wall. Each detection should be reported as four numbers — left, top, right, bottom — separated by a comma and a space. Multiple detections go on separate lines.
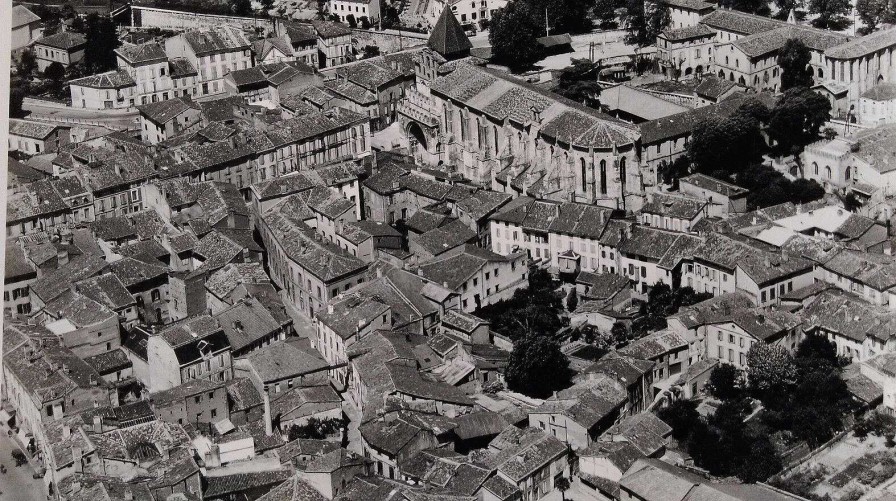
131, 5, 275, 33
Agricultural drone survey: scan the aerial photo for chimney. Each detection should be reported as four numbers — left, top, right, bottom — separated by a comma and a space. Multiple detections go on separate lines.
154, 441, 169, 460
93, 415, 102, 434
327, 303, 335, 314
124, 489, 134, 501
63, 424, 71, 439
376, 267, 383, 278
263, 391, 273, 436
206, 444, 222, 468
72, 446, 83, 472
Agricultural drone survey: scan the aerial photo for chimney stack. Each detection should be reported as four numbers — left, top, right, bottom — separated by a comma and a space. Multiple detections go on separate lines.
63, 424, 71, 439
263, 391, 273, 436
93, 415, 103, 434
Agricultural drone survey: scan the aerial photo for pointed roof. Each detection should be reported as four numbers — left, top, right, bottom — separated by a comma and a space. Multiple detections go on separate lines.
428, 7, 472, 58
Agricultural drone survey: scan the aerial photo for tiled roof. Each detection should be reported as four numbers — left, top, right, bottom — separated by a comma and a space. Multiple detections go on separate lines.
826, 27, 896, 59
206, 262, 270, 299
310, 20, 353, 38
229, 61, 314, 88
116, 42, 167, 64
109, 256, 168, 288
660, 24, 717, 41
336, 59, 405, 90
168, 57, 198, 78
12, 5, 40, 29
851, 125, 896, 174
700, 9, 784, 35
317, 294, 390, 338
9, 118, 61, 139
158, 314, 221, 347
252, 35, 295, 60
35, 31, 87, 50
69, 69, 136, 89
694, 76, 740, 99
182, 26, 251, 55
412, 219, 477, 256
205, 470, 293, 498
693, 232, 812, 285
822, 248, 896, 291
325, 78, 377, 104
83, 349, 132, 375
226, 377, 264, 411
428, 7, 472, 57
31, 253, 108, 303
75, 273, 136, 310
215, 297, 285, 352
416, 245, 514, 290
431, 63, 639, 149
255, 476, 328, 501
640, 94, 773, 144
284, 23, 319, 44
5, 240, 35, 280
138, 97, 198, 124
603, 412, 672, 456
732, 26, 849, 58
661, 0, 714, 10
45, 291, 117, 328
243, 339, 329, 382
488, 426, 568, 483
680, 173, 748, 197
641, 192, 706, 219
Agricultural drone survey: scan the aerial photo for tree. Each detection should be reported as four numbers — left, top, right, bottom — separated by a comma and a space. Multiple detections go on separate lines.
611, 321, 629, 346
566, 288, 579, 312
346, 14, 358, 27
632, 284, 712, 336
746, 343, 798, 397
657, 399, 701, 442
476, 267, 564, 342
623, 0, 670, 46
778, 39, 813, 91
359, 16, 372, 28
83, 14, 120, 73
773, 0, 805, 19
316, 0, 328, 20
593, 0, 620, 27
231, 0, 253, 15
554, 59, 602, 107
288, 417, 345, 440
505, 334, 572, 398
768, 87, 832, 153
856, 0, 896, 34
382, 5, 400, 28
44, 61, 66, 83
530, 0, 593, 35
809, 0, 852, 28
707, 363, 743, 401
555, 476, 571, 501
718, 0, 771, 14
362, 45, 381, 59
735, 434, 783, 482
17, 49, 37, 77
688, 108, 765, 176
489, 1, 542, 68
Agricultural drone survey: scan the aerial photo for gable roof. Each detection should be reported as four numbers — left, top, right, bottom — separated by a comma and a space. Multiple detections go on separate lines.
12, 5, 40, 29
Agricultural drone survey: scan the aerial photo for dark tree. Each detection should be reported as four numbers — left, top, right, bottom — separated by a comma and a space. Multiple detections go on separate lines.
856, 0, 896, 34
593, 0, 620, 27
623, 0, 670, 46
17, 49, 37, 77
611, 321, 630, 345
707, 363, 743, 401
809, 0, 852, 28
718, 0, 771, 14
659, 155, 691, 186
346, 14, 358, 27
83, 14, 120, 73
688, 109, 765, 176
768, 87, 832, 153
554, 59, 602, 107
476, 267, 563, 342
657, 399, 701, 442
288, 417, 344, 440
382, 6, 400, 28
489, 1, 542, 68
359, 16, 372, 28
555, 476, 571, 501
530, 0, 593, 34
632, 284, 712, 336
773, 0, 805, 18
362, 45, 381, 59
735, 434, 783, 482
316, 0, 328, 20
231, 0, 253, 15
44, 61, 66, 83
505, 334, 572, 398
778, 39, 813, 91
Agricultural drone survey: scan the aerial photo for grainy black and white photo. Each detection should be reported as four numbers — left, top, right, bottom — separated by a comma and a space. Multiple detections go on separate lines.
1, 0, 895, 498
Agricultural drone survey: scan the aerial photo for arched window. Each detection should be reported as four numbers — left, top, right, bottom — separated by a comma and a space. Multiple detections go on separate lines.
580, 158, 587, 192
476, 118, 483, 149
725, 56, 729, 65
825, 166, 832, 179
818, 68, 824, 78
600, 160, 607, 195
619, 157, 627, 192
845, 166, 850, 180
493, 126, 499, 155
151, 289, 160, 302
813, 162, 819, 175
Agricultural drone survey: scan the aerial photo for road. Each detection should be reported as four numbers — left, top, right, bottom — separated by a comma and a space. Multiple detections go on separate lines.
23, 100, 139, 131
0, 431, 46, 501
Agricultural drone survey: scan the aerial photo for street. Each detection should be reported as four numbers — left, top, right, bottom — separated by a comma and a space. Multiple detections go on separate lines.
0, 431, 46, 501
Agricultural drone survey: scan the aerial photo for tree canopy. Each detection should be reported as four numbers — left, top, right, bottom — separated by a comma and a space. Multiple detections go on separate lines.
809, 0, 852, 29
855, 0, 896, 34
631, 284, 712, 336
718, 0, 772, 14
489, 0, 542, 68
476, 267, 564, 342
553, 59, 602, 107
778, 38, 813, 91
83, 14, 120, 74
505, 334, 572, 398
622, 0, 670, 46
767, 87, 832, 153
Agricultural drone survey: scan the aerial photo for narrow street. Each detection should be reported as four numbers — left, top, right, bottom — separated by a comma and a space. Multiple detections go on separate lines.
341, 398, 363, 455
0, 431, 45, 501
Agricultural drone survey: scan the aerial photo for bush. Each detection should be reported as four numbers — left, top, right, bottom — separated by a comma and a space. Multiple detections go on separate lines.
566, 288, 578, 312
11, 449, 27, 466
287, 417, 345, 440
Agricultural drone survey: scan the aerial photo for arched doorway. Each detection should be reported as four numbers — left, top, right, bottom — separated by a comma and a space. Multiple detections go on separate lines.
407, 122, 428, 152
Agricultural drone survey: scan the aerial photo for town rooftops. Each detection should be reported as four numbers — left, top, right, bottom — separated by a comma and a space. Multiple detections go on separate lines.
138, 97, 199, 125
639, 94, 773, 144
442, 309, 489, 334
35, 31, 87, 50
229, 60, 315, 89
851, 125, 896, 174
428, 7, 472, 57
158, 314, 222, 348
311, 19, 353, 38
692, 232, 812, 285
600, 84, 690, 121
417, 245, 519, 291
206, 262, 270, 299
83, 349, 132, 376
823, 249, 896, 291
215, 297, 286, 352
604, 412, 672, 456
116, 41, 167, 64
694, 76, 741, 99
803, 289, 896, 343
69, 69, 136, 89
181, 26, 251, 55
75, 273, 137, 311
151, 378, 225, 407
826, 26, 896, 59
486, 426, 568, 483
5, 240, 35, 281
31, 253, 108, 304
251, 35, 294, 60
431, 62, 640, 150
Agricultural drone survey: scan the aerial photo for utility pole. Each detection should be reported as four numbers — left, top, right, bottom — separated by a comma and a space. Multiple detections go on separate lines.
545, 8, 550, 37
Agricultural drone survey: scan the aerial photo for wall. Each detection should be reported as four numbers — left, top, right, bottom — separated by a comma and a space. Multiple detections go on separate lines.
132, 5, 275, 32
